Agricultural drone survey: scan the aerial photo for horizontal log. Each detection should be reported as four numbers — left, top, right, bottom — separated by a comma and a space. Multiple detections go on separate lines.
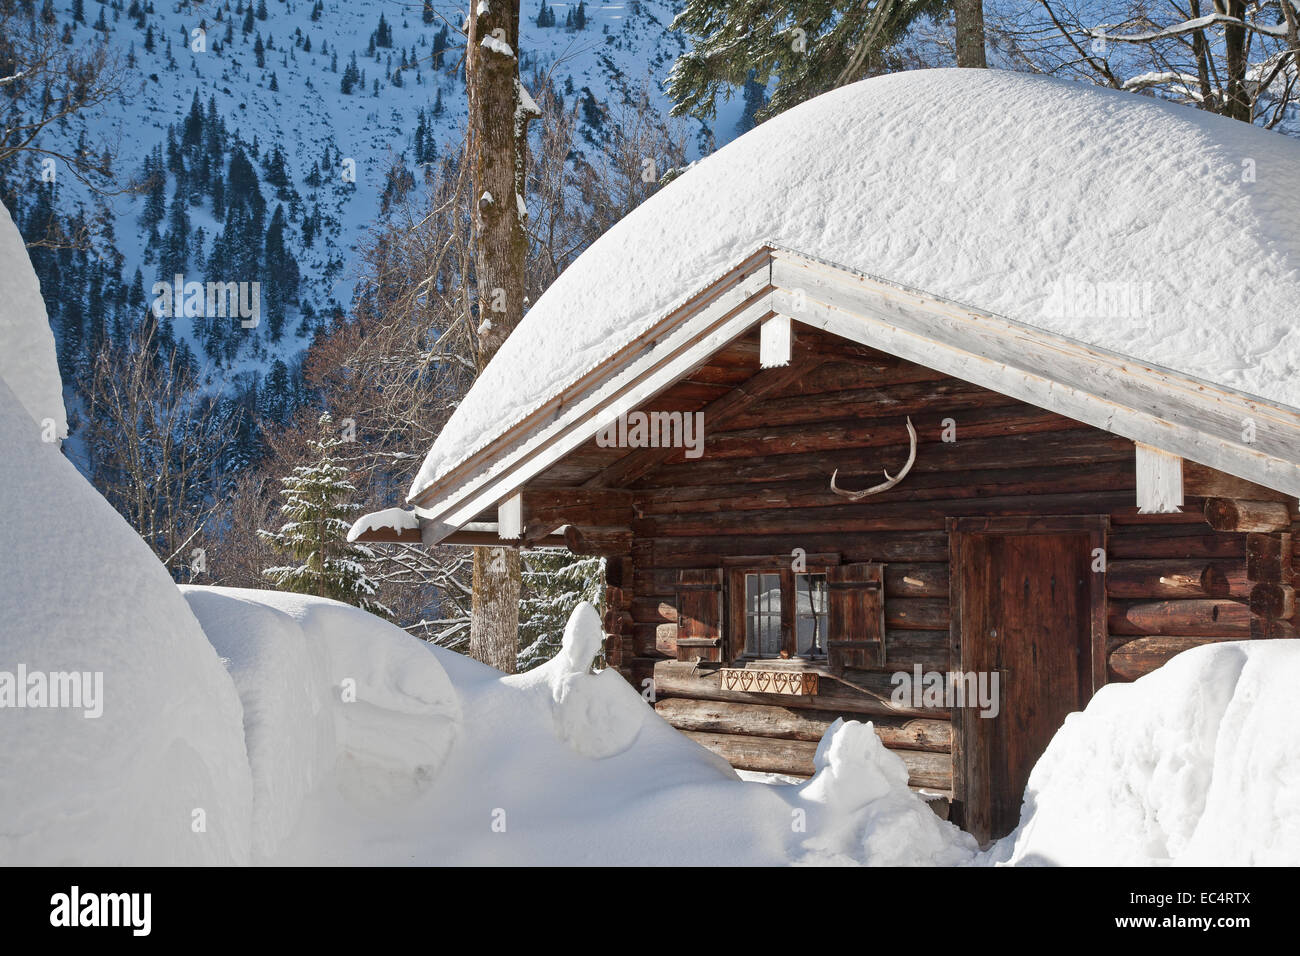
786, 359, 942, 396
696, 404, 1073, 462
1108, 636, 1238, 681
1203, 498, 1292, 533
563, 525, 633, 557
652, 659, 948, 718
886, 564, 949, 598
1106, 528, 1245, 560
650, 532, 951, 566
519, 487, 635, 530
1182, 461, 1293, 502
634, 491, 1137, 538
887, 598, 949, 631
722, 376, 1026, 431
655, 698, 951, 751
884, 629, 951, 670
638, 430, 1130, 488
1108, 599, 1251, 637
1105, 559, 1249, 600
636, 460, 1136, 517
681, 731, 951, 789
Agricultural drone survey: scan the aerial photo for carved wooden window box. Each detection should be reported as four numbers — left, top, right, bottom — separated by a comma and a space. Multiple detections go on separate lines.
720, 667, 819, 696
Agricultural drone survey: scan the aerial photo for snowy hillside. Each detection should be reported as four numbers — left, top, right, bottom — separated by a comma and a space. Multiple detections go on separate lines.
5, 0, 729, 390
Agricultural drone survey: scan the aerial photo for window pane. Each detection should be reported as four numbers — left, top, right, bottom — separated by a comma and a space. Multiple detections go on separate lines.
795, 573, 828, 657
745, 573, 783, 657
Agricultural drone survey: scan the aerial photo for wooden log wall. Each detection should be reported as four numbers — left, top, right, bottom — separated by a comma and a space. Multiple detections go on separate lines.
574, 331, 1286, 793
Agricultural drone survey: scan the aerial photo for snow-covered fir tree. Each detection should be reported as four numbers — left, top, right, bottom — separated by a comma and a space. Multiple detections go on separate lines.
259, 413, 390, 616
517, 550, 605, 671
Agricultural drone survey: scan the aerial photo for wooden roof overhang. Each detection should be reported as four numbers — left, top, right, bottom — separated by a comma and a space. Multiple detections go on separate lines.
354, 243, 1300, 548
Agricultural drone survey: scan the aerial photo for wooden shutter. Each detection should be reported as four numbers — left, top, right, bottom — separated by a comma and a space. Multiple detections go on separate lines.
826, 563, 885, 672
674, 568, 723, 662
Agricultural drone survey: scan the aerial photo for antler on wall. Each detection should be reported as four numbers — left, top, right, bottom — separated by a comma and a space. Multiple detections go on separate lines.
829, 417, 918, 500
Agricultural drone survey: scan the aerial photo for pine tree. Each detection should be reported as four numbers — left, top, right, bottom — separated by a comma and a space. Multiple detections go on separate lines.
431, 24, 447, 69
422, 0, 434, 25
736, 70, 768, 134
259, 414, 390, 616
667, 0, 950, 122
72, 0, 84, 23
518, 550, 605, 671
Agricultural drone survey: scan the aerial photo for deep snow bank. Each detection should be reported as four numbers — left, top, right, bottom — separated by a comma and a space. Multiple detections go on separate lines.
0, 381, 252, 864
269, 602, 977, 866
0, 202, 66, 439
0, 219, 252, 864
992, 640, 1300, 866
180, 587, 460, 858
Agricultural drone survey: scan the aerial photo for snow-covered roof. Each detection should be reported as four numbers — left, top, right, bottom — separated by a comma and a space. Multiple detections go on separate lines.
411, 68, 1300, 504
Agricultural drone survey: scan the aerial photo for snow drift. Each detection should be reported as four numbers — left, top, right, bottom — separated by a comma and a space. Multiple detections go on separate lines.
992, 640, 1300, 866
0, 235, 251, 864
268, 603, 978, 866
0, 202, 66, 440
414, 68, 1300, 493
180, 587, 460, 858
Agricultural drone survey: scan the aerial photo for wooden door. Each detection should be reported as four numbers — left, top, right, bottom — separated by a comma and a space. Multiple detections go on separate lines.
949, 516, 1107, 844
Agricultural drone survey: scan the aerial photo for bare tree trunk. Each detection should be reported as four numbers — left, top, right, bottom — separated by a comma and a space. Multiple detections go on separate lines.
955, 0, 987, 68
466, 0, 530, 673
471, 546, 522, 672
1222, 0, 1251, 122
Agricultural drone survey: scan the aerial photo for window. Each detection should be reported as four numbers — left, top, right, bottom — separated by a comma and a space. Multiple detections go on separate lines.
794, 573, 829, 657
744, 573, 782, 657
734, 568, 830, 660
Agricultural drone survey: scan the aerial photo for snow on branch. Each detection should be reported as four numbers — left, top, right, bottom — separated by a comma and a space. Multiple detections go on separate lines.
1090, 14, 1291, 46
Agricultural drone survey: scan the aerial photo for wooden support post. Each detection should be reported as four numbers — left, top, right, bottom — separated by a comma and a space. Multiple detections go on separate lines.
1135, 443, 1183, 514
759, 314, 792, 368
497, 492, 523, 540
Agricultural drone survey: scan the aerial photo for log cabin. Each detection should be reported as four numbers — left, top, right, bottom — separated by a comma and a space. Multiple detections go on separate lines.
351, 70, 1300, 843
